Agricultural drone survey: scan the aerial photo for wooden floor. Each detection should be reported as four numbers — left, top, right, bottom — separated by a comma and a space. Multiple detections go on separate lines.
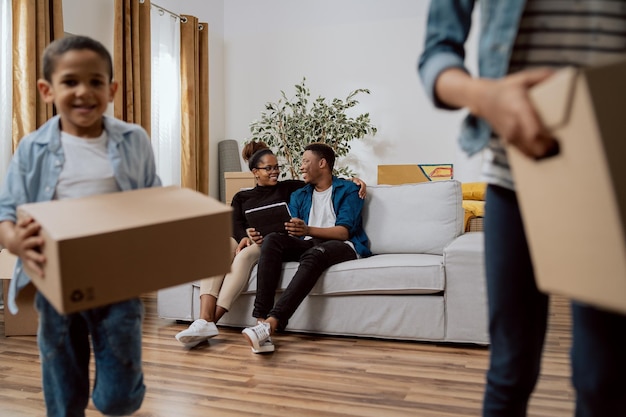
0, 293, 574, 417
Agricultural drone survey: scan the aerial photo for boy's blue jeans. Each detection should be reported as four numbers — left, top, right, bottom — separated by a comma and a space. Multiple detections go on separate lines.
35, 292, 146, 417
482, 185, 626, 417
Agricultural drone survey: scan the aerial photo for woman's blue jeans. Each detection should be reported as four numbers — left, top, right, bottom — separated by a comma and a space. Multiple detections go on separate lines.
482, 184, 626, 417
36, 293, 146, 417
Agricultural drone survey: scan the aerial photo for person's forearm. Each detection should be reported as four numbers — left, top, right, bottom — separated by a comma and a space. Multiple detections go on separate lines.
0, 220, 16, 251
434, 68, 492, 117
306, 225, 349, 241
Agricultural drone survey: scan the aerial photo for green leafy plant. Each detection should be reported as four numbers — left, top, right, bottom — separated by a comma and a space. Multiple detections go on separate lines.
247, 78, 377, 179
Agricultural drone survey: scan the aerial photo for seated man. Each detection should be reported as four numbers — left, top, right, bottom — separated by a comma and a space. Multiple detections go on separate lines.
242, 143, 371, 353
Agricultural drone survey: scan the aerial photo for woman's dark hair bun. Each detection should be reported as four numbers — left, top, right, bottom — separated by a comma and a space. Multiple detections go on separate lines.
242, 141, 269, 162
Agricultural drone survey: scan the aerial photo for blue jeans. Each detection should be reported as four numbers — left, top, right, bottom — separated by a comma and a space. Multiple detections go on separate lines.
36, 293, 146, 417
252, 233, 357, 327
482, 185, 626, 417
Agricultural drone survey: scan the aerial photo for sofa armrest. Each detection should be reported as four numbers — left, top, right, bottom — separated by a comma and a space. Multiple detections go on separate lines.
443, 232, 489, 344
157, 283, 196, 321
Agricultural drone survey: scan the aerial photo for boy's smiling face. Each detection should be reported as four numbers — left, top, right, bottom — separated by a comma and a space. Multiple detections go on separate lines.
37, 49, 118, 138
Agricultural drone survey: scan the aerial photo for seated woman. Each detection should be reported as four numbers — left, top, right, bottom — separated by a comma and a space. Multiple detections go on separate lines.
175, 141, 366, 347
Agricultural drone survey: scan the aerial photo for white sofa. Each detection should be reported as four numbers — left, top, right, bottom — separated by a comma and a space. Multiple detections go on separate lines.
158, 180, 489, 345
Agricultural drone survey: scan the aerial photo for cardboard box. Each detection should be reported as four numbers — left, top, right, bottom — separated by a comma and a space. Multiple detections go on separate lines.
224, 171, 255, 205
508, 60, 626, 314
1, 249, 38, 336
17, 186, 232, 314
377, 164, 453, 185
0, 248, 17, 278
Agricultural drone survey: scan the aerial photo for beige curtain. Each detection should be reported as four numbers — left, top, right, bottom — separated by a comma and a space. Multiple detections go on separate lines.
114, 0, 151, 134
12, 0, 64, 152
180, 16, 209, 194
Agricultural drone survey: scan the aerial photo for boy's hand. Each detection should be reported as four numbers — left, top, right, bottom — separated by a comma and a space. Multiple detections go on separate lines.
472, 68, 558, 159
2, 218, 46, 278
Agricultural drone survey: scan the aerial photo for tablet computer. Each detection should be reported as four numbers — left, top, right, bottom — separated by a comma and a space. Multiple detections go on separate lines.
244, 202, 292, 237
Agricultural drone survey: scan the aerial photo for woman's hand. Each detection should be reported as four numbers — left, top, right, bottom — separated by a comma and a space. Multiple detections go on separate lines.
246, 227, 263, 245
235, 237, 252, 254
352, 177, 367, 199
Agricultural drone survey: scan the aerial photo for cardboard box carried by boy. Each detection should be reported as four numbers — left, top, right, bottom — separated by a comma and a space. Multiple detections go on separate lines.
17, 186, 232, 314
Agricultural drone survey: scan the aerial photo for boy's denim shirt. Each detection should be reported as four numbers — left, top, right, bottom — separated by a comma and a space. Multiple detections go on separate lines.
288, 176, 371, 258
418, 0, 526, 156
0, 115, 161, 314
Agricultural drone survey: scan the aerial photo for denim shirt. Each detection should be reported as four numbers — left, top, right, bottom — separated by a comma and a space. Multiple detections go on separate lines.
418, 0, 526, 156
0, 115, 161, 313
288, 176, 371, 258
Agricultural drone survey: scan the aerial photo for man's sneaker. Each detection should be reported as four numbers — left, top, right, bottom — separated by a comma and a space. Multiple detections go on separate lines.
252, 337, 275, 354
175, 319, 219, 348
242, 322, 272, 352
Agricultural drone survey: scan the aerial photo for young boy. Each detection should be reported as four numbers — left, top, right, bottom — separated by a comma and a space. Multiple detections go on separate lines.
0, 35, 161, 416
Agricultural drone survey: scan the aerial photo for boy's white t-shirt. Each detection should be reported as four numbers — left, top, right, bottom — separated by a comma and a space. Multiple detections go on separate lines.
306, 185, 356, 254
54, 131, 120, 200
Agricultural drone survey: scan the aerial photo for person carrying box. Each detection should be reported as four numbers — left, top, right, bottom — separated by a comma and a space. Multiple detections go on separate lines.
0, 35, 160, 416
418, 1, 626, 416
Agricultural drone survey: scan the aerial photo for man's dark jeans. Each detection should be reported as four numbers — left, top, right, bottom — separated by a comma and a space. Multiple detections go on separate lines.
252, 232, 357, 326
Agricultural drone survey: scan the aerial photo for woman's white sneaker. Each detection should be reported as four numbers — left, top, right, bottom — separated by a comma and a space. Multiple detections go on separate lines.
175, 319, 219, 348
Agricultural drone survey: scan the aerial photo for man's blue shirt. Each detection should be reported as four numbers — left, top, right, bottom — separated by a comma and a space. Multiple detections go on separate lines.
288, 176, 371, 258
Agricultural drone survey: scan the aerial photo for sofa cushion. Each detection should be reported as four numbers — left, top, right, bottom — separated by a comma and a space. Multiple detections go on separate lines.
363, 181, 464, 255
241, 253, 445, 296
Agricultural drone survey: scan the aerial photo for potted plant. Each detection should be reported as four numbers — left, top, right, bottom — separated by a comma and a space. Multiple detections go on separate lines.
247, 78, 377, 179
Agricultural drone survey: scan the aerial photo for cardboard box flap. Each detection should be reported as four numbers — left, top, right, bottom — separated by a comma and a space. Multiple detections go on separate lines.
529, 66, 578, 131
18, 186, 230, 240
0, 249, 18, 279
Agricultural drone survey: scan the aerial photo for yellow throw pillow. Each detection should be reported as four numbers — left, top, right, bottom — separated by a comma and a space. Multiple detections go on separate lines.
463, 200, 485, 218
462, 182, 487, 201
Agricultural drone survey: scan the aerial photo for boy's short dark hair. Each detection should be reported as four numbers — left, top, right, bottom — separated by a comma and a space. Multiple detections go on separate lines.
305, 143, 336, 171
42, 35, 113, 82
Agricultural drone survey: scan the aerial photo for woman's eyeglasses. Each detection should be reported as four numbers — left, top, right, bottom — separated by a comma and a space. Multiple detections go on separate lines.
256, 165, 282, 173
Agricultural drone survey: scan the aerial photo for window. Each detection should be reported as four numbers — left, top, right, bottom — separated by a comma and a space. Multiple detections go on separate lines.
150, 6, 182, 186
0, 0, 12, 179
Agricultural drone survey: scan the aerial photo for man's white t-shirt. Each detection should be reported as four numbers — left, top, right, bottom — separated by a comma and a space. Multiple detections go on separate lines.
306, 186, 356, 254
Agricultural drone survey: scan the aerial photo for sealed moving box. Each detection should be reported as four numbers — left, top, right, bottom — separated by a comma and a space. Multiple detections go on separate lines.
508, 60, 626, 314
0, 249, 38, 336
17, 186, 232, 314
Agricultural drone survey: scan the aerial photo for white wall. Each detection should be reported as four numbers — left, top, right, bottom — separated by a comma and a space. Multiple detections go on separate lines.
61, 0, 482, 196
63, 0, 115, 116
222, 0, 483, 185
